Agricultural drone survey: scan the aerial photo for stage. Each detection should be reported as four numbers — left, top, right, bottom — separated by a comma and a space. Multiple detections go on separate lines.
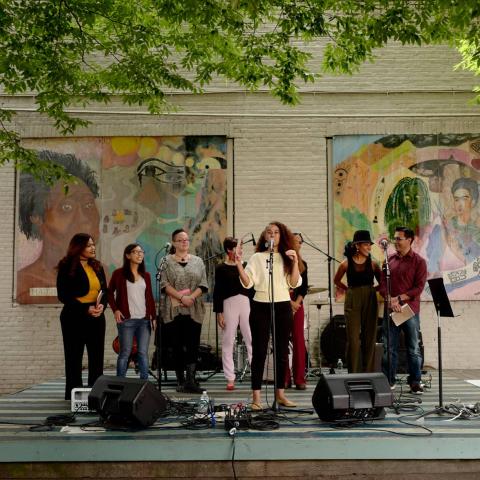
1, 369, 480, 479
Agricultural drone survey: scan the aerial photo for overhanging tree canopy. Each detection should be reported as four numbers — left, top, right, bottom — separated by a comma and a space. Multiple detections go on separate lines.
2, 0, 480, 182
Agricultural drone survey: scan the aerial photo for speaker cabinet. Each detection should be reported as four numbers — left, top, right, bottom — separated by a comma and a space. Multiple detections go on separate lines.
312, 372, 393, 422
88, 376, 167, 427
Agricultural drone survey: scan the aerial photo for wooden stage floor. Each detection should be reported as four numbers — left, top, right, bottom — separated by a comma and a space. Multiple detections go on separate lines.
1, 368, 480, 478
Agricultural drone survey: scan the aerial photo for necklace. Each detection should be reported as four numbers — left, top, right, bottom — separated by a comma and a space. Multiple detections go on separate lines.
174, 253, 189, 263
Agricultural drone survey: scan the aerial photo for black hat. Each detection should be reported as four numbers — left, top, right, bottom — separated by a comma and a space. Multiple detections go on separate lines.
352, 230, 374, 244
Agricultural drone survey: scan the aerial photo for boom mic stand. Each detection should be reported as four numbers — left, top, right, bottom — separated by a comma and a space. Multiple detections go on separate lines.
300, 236, 340, 322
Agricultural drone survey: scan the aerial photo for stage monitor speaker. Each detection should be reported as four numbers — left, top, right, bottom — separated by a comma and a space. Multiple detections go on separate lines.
88, 375, 167, 427
312, 372, 393, 422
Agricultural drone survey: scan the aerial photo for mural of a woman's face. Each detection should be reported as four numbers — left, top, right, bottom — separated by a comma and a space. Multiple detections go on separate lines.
453, 187, 474, 222
34, 181, 100, 251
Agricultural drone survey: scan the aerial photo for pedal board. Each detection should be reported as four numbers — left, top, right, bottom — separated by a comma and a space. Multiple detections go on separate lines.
224, 405, 251, 430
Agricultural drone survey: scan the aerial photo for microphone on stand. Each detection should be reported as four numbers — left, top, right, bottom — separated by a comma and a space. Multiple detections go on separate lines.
265, 238, 274, 251
251, 233, 257, 246
164, 242, 172, 251
379, 238, 389, 250
241, 232, 257, 246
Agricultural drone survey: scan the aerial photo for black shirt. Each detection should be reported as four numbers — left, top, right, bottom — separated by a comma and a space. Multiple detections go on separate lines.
213, 263, 252, 313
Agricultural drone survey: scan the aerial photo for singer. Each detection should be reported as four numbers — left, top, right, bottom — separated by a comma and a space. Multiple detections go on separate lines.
160, 229, 208, 394
213, 237, 252, 390
235, 221, 303, 410
56, 233, 107, 400
334, 230, 381, 373
107, 244, 156, 380
379, 226, 427, 393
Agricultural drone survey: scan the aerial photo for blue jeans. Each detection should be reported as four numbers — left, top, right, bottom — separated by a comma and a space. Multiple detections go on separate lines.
117, 318, 151, 380
382, 313, 422, 386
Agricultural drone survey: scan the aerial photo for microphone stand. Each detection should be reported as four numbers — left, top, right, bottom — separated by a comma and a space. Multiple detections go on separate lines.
301, 238, 340, 322
266, 245, 279, 412
382, 245, 393, 387
154, 249, 169, 392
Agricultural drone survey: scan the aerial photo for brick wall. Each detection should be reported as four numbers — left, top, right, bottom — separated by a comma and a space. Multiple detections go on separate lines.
1, 43, 480, 394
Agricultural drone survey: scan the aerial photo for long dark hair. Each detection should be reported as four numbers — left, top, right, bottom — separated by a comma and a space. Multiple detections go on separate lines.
169, 228, 187, 254
57, 233, 101, 275
122, 243, 146, 282
256, 221, 305, 275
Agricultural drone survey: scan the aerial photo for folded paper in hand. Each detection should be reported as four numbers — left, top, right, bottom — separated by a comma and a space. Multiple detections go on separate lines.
96, 290, 104, 307
391, 303, 414, 326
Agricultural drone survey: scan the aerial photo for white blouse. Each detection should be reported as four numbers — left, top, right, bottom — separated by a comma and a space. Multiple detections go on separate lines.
242, 252, 301, 303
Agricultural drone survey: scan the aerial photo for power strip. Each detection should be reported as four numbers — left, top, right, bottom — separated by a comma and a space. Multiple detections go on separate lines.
71, 387, 93, 413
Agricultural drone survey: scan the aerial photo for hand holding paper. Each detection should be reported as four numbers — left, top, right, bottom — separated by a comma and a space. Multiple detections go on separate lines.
391, 303, 414, 326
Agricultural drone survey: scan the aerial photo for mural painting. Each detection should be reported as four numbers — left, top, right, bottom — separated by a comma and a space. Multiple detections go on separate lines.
16, 136, 227, 304
333, 134, 480, 300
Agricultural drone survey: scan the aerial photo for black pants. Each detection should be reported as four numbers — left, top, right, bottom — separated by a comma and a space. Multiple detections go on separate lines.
163, 315, 202, 369
250, 300, 293, 390
60, 305, 105, 400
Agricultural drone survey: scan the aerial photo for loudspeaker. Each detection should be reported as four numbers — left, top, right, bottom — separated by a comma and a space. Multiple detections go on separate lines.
320, 315, 347, 365
312, 372, 393, 422
88, 375, 167, 427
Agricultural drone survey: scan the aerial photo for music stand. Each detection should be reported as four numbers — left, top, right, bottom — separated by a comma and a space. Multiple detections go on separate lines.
427, 277, 455, 409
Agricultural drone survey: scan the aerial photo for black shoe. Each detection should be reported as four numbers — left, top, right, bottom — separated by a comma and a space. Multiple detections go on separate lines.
410, 383, 424, 394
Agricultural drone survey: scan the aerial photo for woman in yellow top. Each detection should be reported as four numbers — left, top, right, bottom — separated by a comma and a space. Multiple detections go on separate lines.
56, 233, 107, 400
236, 221, 303, 410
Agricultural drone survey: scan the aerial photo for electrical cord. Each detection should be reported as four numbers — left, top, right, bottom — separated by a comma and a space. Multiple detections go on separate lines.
229, 427, 238, 480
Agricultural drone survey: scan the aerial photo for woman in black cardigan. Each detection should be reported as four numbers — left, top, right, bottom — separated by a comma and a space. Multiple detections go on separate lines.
56, 233, 108, 400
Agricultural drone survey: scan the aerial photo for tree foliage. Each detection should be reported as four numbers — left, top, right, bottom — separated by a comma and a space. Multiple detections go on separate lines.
1, 0, 480, 182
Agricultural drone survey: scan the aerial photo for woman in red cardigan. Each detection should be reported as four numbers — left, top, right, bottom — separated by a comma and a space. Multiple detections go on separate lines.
108, 244, 156, 379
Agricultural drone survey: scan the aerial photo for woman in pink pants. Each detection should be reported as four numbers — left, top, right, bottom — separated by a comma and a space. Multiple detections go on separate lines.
213, 237, 252, 390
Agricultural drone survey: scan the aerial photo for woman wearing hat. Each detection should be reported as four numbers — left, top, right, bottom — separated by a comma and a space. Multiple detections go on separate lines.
334, 230, 381, 373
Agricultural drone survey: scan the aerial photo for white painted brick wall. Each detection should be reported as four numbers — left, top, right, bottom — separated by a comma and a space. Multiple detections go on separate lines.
1, 43, 480, 394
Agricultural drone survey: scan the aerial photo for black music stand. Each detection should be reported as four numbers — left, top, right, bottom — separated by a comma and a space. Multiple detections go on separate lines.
427, 277, 455, 409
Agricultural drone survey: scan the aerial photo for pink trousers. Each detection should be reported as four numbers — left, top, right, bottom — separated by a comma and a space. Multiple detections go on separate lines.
222, 294, 252, 382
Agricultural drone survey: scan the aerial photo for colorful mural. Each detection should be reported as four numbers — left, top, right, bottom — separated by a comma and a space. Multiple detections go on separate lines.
16, 136, 227, 304
333, 134, 480, 300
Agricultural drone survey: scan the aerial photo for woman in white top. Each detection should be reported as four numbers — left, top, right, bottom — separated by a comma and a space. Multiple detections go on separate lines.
108, 244, 157, 380
236, 221, 304, 410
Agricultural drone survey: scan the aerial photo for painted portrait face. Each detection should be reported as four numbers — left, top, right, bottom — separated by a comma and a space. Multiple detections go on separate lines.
37, 181, 100, 250
453, 187, 473, 219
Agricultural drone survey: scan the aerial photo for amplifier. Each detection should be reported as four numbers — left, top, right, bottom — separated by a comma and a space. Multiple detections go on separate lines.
71, 388, 93, 413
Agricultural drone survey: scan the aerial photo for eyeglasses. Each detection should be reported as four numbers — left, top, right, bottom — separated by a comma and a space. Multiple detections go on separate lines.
131, 249, 145, 255
393, 237, 406, 242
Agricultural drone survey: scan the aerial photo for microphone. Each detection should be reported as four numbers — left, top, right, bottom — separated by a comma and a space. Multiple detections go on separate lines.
164, 242, 171, 250
251, 233, 256, 246
265, 238, 274, 251
379, 238, 389, 250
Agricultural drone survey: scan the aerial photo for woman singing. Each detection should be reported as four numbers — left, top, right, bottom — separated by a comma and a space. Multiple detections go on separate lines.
108, 244, 156, 380
160, 229, 208, 394
213, 237, 252, 391
56, 233, 107, 400
334, 230, 381, 373
236, 221, 303, 410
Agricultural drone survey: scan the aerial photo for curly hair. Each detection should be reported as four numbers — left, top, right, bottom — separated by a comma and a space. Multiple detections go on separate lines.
256, 221, 305, 275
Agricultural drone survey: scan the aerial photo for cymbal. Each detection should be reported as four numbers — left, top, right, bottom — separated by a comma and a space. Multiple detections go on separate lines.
307, 286, 328, 294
